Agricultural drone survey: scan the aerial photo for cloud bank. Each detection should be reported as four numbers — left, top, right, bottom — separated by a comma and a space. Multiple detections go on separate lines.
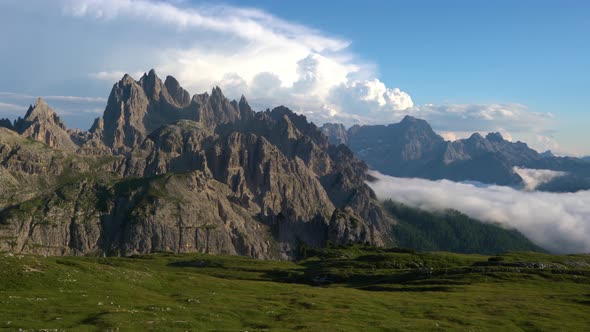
368, 171, 590, 254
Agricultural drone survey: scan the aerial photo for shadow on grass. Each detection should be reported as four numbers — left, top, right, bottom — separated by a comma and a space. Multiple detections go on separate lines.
80, 311, 115, 329
164, 245, 590, 292
359, 285, 453, 292
168, 259, 304, 283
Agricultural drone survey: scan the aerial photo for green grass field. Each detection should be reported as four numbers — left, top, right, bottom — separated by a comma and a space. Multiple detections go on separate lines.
1, 246, 589, 331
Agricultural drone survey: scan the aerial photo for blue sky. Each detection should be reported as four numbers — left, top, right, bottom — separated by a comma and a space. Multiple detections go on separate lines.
0, 0, 588, 155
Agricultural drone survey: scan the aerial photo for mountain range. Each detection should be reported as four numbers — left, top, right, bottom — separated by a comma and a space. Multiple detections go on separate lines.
0, 70, 396, 259
0, 70, 548, 258
322, 117, 590, 191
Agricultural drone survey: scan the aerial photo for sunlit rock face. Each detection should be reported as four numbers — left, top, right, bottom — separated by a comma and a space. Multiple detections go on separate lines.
0, 70, 392, 259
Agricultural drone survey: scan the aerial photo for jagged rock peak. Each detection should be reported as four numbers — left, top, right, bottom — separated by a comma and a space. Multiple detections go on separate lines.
0, 118, 14, 131
13, 98, 77, 151
469, 132, 484, 140
164, 75, 190, 107
486, 132, 504, 142
22, 97, 65, 129
34, 96, 46, 107
139, 69, 164, 100
211, 86, 225, 99
90, 117, 104, 133
398, 115, 434, 130
239, 95, 248, 104
400, 114, 418, 123
120, 73, 136, 84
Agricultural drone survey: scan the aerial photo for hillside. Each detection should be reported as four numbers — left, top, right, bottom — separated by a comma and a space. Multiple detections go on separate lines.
0, 247, 589, 330
384, 200, 544, 254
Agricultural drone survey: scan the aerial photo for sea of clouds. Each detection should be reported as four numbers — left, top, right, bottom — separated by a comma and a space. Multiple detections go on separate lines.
368, 170, 590, 254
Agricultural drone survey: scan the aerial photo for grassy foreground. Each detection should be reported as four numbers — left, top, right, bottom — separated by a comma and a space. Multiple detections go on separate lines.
0, 246, 589, 331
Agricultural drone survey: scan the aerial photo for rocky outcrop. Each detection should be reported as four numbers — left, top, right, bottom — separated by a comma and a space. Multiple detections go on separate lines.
0, 118, 14, 131
328, 208, 375, 246
101, 70, 246, 152
13, 98, 78, 151
0, 70, 394, 259
0, 173, 276, 258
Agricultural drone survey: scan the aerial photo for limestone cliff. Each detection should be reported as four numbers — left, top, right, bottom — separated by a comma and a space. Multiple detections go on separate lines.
0, 70, 394, 259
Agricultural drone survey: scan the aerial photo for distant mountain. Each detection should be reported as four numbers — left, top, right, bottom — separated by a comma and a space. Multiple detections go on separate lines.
384, 200, 545, 254
582, 156, 590, 162
321, 123, 348, 145
322, 116, 590, 191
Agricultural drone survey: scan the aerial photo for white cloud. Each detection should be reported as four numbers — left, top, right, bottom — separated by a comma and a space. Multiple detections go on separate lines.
0, 102, 26, 115
438, 129, 514, 143
0, 92, 106, 103
0, 0, 564, 146
89, 71, 144, 82
326, 79, 414, 118
54, 107, 104, 116
535, 134, 559, 149
368, 171, 590, 254
438, 131, 461, 141
64, 0, 352, 91
63, 0, 347, 53
513, 167, 567, 191
411, 103, 552, 134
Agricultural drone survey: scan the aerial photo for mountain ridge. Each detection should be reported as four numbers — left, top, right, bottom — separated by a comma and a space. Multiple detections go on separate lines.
0, 70, 392, 259
0, 70, 554, 258
322, 117, 590, 190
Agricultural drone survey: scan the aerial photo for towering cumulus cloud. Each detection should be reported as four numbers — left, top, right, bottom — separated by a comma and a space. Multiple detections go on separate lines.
368, 171, 590, 253
0, 0, 560, 152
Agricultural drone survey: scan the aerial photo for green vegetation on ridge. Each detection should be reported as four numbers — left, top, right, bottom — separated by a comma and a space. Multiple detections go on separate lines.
384, 200, 545, 254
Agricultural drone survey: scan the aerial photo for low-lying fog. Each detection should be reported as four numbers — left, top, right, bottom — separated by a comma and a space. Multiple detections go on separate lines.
368, 171, 590, 254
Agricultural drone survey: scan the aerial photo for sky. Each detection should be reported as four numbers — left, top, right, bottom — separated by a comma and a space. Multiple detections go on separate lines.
0, 0, 588, 155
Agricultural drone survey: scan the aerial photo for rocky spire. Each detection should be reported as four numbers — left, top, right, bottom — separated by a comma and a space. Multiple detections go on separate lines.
139, 69, 163, 101
13, 97, 78, 151
0, 118, 14, 131
238, 95, 254, 120
164, 75, 191, 107
486, 132, 504, 143
101, 72, 150, 151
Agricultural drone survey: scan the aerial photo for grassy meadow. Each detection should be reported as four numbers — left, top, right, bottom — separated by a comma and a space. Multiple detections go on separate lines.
0, 246, 589, 331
